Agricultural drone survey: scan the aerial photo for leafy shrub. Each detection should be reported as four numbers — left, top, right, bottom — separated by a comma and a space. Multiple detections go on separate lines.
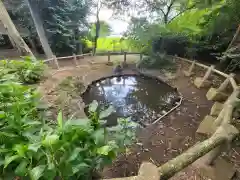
137, 52, 176, 70
0, 87, 137, 180
0, 55, 137, 179
0, 56, 46, 84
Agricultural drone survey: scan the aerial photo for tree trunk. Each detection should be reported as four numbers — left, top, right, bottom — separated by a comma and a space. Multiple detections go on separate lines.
0, 0, 35, 58
26, 0, 54, 59
28, 37, 37, 52
94, 16, 100, 55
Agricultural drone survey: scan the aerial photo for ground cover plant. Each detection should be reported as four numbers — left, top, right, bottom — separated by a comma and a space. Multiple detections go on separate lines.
0, 59, 137, 180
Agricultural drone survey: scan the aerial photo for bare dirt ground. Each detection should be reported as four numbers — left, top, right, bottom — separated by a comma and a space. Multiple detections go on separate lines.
39, 56, 240, 180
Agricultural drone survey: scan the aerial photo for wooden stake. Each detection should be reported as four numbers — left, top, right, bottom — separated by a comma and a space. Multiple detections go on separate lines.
73, 53, 78, 67
218, 73, 235, 92
200, 65, 215, 86
108, 51, 110, 63
188, 60, 196, 74
53, 55, 60, 69
124, 51, 127, 63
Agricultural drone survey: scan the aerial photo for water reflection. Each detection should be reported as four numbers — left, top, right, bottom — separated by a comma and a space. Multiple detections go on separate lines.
82, 75, 180, 126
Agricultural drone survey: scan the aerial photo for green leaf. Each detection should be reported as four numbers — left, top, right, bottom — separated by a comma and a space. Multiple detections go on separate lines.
57, 111, 63, 129
0, 111, 5, 119
4, 155, 20, 168
67, 148, 82, 162
89, 100, 98, 112
42, 134, 59, 147
97, 145, 113, 155
72, 163, 90, 174
28, 143, 41, 152
92, 129, 105, 145
64, 119, 90, 128
99, 105, 114, 119
29, 165, 46, 180
13, 144, 28, 157
15, 160, 28, 176
24, 121, 42, 126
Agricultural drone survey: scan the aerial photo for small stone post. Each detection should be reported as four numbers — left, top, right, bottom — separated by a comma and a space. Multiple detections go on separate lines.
53, 55, 60, 69
73, 53, 79, 67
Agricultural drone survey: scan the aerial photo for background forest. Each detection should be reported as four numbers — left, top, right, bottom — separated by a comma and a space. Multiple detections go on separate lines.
1, 0, 240, 71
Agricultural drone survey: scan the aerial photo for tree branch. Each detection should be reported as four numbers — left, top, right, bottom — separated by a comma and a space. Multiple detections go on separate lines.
168, 5, 195, 23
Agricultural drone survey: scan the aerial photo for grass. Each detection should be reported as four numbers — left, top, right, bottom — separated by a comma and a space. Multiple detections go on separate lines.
86, 37, 139, 52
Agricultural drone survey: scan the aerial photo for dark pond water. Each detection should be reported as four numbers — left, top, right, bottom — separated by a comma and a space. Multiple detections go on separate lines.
82, 74, 181, 127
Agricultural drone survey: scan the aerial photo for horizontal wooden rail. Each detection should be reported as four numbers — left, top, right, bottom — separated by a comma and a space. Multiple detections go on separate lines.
158, 124, 239, 179
43, 58, 54, 62
173, 56, 230, 78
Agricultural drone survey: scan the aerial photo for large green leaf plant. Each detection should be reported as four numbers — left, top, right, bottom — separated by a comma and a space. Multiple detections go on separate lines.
0, 83, 137, 179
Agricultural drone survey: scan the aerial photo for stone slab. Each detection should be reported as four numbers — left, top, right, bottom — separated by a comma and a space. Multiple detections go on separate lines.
199, 158, 236, 180
106, 62, 114, 66
206, 88, 229, 102
210, 102, 224, 116
196, 115, 217, 136
138, 162, 159, 180
194, 77, 212, 89
103, 162, 159, 180
183, 70, 194, 77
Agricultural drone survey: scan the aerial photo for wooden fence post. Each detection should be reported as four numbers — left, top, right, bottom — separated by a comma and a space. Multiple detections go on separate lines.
53, 55, 60, 69
140, 53, 143, 61
184, 60, 196, 77
124, 51, 127, 63
108, 51, 110, 63
188, 60, 196, 74
73, 53, 79, 67
202, 65, 215, 82
218, 73, 235, 92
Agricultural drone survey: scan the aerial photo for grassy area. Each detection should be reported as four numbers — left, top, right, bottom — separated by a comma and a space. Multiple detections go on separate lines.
86, 37, 139, 52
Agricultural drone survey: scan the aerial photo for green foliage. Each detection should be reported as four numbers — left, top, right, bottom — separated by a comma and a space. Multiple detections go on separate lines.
0, 63, 137, 179
90, 21, 112, 38
40, 0, 90, 55
137, 52, 176, 70
0, 57, 46, 84
0, 97, 137, 179
86, 37, 139, 52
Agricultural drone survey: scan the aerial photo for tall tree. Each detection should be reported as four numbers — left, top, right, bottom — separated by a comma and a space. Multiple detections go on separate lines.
90, 0, 105, 54
90, 21, 112, 38
26, 0, 54, 58
40, 0, 90, 55
0, 0, 35, 58
106, 0, 196, 24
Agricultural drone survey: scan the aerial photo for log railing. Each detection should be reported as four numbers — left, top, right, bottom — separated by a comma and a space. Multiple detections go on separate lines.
43, 52, 239, 180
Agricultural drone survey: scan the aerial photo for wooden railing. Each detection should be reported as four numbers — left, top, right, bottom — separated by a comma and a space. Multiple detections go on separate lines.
43, 52, 239, 180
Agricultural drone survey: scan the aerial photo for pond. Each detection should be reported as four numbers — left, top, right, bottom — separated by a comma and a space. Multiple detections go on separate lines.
82, 74, 181, 127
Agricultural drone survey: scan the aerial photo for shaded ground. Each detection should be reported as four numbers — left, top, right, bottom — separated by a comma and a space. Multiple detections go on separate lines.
39, 56, 240, 180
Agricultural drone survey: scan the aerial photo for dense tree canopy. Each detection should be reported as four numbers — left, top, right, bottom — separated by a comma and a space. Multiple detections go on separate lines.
2, 0, 240, 70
